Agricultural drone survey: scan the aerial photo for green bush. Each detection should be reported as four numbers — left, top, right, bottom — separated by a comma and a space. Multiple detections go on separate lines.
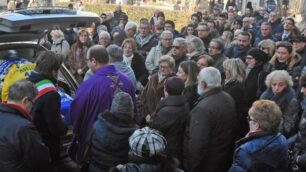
58, 3, 192, 31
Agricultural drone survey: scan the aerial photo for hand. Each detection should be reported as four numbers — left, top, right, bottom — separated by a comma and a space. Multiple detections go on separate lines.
77, 69, 83, 75
145, 114, 151, 123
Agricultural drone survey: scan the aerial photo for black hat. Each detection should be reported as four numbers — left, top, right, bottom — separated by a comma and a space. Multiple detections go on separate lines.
247, 48, 268, 63
291, 35, 306, 43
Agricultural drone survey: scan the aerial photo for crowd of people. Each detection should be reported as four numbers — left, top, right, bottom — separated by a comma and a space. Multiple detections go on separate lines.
3, 1, 306, 172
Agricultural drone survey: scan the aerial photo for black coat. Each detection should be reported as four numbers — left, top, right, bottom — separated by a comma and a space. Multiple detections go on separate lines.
290, 110, 306, 171
89, 112, 137, 172
245, 65, 266, 108
131, 52, 149, 86
0, 103, 50, 172
148, 95, 189, 162
186, 87, 237, 172
223, 81, 249, 140
260, 87, 300, 138
29, 72, 68, 163
182, 84, 199, 110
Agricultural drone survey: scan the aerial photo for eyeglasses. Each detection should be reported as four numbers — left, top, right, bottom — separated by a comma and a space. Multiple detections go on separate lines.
208, 46, 219, 50
162, 38, 172, 41
259, 46, 268, 50
245, 56, 254, 60
159, 65, 170, 69
172, 46, 181, 49
246, 116, 257, 122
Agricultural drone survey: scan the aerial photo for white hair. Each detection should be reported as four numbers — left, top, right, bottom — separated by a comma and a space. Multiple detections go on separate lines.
99, 30, 111, 40
198, 67, 221, 87
124, 21, 137, 33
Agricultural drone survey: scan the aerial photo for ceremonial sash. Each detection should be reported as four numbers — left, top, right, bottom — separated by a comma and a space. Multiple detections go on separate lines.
35, 79, 57, 99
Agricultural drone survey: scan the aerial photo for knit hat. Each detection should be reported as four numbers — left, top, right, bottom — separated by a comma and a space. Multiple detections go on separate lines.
110, 92, 134, 114
129, 127, 167, 157
300, 74, 306, 87
164, 76, 185, 95
247, 48, 268, 63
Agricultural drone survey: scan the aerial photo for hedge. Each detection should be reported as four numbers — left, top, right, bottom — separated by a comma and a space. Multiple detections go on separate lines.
58, 3, 192, 31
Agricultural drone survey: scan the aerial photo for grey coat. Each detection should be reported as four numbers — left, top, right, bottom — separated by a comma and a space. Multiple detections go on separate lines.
51, 38, 70, 58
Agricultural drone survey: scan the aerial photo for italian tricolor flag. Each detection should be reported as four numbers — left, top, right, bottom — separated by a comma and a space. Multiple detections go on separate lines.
35, 79, 56, 99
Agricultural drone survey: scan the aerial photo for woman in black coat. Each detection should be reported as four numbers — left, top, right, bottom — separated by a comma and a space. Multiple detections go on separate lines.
260, 70, 300, 138
244, 48, 269, 108
176, 61, 199, 110
148, 77, 189, 164
122, 38, 149, 91
223, 58, 249, 140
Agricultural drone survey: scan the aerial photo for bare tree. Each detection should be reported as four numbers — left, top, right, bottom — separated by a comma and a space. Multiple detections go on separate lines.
300, 0, 306, 28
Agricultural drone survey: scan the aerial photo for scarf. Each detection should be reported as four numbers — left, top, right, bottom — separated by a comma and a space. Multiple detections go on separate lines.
274, 60, 289, 70
245, 65, 253, 77
123, 54, 134, 67
161, 46, 171, 55
135, 33, 154, 47
261, 87, 295, 111
233, 45, 249, 58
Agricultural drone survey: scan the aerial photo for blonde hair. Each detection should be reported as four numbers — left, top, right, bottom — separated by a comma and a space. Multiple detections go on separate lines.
249, 100, 282, 133
122, 38, 137, 52
223, 58, 246, 83
50, 29, 64, 40
222, 31, 234, 48
159, 55, 175, 71
258, 39, 276, 58
265, 70, 293, 88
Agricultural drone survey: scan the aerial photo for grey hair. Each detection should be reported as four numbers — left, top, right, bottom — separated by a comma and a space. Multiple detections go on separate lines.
265, 70, 293, 88
160, 30, 173, 40
173, 37, 187, 48
124, 21, 137, 33
99, 30, 111, 40
107, 44, 123, 62
8, 80, 38, 102
198, 67, 221, 87
97, 25, 108, 34
190, 36, 205, 53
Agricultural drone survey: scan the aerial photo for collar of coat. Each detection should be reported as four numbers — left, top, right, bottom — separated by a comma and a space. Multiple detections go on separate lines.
0, 102, 32, 121
198, 86, 222, 100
